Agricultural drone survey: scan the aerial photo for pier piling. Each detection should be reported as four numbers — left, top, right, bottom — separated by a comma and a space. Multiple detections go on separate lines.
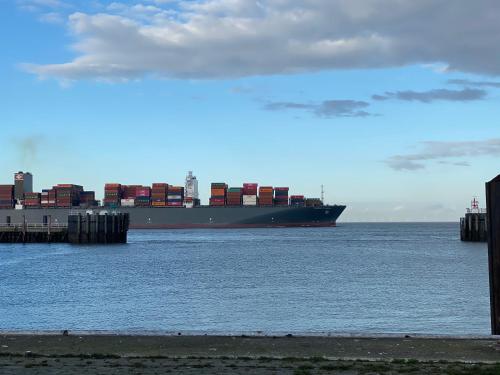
486, 175, 500, 334
67, 213, 129, 244
460, 213, 487, 242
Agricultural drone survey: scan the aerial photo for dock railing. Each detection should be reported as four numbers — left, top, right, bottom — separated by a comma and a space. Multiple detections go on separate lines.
0, 223, 68, 232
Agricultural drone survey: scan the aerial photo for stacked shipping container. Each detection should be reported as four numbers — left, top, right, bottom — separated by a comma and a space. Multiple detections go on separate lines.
0, 185, 14, 209
55, 184, 83, 208
1, 172, 312, 209
274, 187, 289, 206
210, 183, 227, 206
151, 183, 168, 207
290, 195, 305, 207
104, 184, 121, 207
227, 187, 243, 206
242, 183, 258, 206
258, 186, 274, 206
24, 192, 41, 208
125, 185, 140, 199
167, 186, 184, 206
41, 189, 50, 208
120, 185, 152, 207
47, 189, 56, 208
135, 186, 151, 207
80, 191, 96, 207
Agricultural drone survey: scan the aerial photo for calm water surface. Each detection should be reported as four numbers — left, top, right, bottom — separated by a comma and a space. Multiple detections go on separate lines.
0, 223, 489, 335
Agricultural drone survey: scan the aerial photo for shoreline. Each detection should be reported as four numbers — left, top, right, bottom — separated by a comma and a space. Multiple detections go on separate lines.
2, 333, 500, 374
2, 333, 500, 362
0, 330, 496, 339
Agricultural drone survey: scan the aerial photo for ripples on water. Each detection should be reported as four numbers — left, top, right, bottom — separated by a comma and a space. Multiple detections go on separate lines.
0, 223, 489, 335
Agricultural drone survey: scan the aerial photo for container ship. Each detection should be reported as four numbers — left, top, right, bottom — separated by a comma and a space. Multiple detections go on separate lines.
0, 171, 346, 229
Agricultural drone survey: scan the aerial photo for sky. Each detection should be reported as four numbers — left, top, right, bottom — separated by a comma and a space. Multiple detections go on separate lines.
1, 0, 500, 221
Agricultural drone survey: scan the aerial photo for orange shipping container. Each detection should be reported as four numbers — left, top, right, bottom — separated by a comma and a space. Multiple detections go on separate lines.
211, 189, 226, 196
152, 202, 166, 207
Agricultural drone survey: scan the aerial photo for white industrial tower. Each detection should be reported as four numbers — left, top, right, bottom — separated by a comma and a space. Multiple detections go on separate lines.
185, 171, 199, 200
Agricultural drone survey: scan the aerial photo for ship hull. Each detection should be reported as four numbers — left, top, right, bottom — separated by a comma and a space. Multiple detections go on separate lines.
0, 205, 346, 229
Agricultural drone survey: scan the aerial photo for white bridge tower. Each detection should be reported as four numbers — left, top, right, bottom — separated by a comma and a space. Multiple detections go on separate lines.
185, 171, 199, 200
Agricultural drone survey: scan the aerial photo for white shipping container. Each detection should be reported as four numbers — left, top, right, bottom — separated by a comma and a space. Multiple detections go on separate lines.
121, 198, 135, 207
167, 195, 183, 200
242, 195, 258, 206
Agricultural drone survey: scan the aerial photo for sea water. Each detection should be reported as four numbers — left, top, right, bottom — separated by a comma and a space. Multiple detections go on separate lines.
0, 223, 489, 335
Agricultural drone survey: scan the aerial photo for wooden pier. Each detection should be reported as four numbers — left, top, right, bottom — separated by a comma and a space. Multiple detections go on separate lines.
0, 213, 129, 244
0, 223, 68, 243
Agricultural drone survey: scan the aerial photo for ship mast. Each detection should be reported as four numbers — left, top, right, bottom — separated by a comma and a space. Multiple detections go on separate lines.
321, 184, 324, 204
471, 197, 479, 213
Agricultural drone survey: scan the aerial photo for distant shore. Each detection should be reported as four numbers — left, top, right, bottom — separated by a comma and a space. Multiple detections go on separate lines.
2, 333, 500, 374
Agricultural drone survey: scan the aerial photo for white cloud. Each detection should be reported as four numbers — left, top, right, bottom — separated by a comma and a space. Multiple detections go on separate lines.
264, 99, 372, 118
386, 139, 500, 171
105, 2, 176, 22
372, 88, 487, 103
22, 0, 500, 82
448, 79, 500, 89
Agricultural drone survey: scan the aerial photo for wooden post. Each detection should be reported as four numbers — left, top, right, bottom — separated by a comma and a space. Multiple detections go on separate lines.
86, 213, 90, 243
104, 214, 108, 244
77, 214, 81, 244
48, 215, 51, 243
486, 175, 500, 334
22, 215, 26, 243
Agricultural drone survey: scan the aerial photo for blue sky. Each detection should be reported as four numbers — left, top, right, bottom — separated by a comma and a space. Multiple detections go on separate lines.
1, 0, 500, 221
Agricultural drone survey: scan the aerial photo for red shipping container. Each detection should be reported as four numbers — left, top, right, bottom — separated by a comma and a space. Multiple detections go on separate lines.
243, 183, 258, 194
136, 187, 151, 197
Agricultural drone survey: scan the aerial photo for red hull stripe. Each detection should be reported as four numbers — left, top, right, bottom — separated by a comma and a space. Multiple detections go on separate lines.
129, 222, 337, 229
